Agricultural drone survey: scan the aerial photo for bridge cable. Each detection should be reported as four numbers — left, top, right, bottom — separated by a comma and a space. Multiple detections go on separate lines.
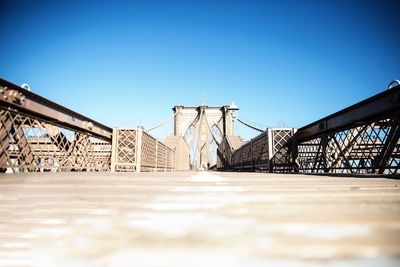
145, 111, 178, 132
191, 110, 204, 166
183, 113, 200, 140
236, 117, 265, 133
204, 114, 221, 145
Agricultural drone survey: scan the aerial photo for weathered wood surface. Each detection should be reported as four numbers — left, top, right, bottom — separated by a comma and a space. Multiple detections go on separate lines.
0, 171, 399, 266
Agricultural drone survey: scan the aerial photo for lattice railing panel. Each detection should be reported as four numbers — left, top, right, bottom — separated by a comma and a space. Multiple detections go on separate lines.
299, 119, 398, 174
91, 139, 112, 171
141, 132, 157, 168
271, 117, 400, 174
270, 129, 296, 171
0, 111, 35, 171
272, 129, 293, 154
116, 130, 136, 164
157, 144, 167, 169
220, 128, 295, 171
252, 134, 269, 168
113, 129, 137, 172
111, 129, 174, 172
166, 149, 174, 170
0, 110, 111, 172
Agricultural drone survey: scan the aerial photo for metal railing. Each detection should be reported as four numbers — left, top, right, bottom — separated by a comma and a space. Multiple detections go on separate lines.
2, 76, 399, 175
272, 84, 400, 174
111, 128, 174, 172
218, 128, 295, 171
219, 84, 400, 175
0, 78, 112, 172
290, 118, 400, 174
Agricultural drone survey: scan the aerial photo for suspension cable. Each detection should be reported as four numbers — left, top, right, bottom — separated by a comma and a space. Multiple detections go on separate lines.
236, 118, 265, 133
183, 113, 201, 143
145, 111, 178, 132
191, 110, 204, 166
204, 115, 221, 145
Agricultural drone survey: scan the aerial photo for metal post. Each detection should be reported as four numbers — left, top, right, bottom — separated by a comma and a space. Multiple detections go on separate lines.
155, 140, 158, 172
135, 129, 142, 172
111, 128, 118, 172
164, 146, 167, 172
267, 128, 273, 172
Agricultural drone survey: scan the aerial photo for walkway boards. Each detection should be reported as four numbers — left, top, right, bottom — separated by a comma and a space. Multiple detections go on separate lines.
0, 171, 399, 266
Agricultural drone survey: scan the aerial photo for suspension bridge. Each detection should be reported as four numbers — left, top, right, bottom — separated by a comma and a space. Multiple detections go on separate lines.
0, 77, 399, 266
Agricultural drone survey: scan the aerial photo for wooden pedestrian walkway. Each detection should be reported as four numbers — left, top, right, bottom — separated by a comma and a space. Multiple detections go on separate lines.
0, 171, 399, 266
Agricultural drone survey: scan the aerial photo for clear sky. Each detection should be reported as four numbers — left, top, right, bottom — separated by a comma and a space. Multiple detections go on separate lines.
1, 0, 399, 140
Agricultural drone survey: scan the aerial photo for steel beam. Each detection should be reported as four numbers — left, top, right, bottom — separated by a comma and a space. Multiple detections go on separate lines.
294, 85, 400, 143
374, 118, 400, 174
0, 78, 112, 141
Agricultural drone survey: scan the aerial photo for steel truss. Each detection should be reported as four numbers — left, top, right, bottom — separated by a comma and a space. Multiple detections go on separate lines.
0, 109, 111, 172
272, 117, 400, 174
218, 84, 400, 175
272, 85, 400, 174
0, 78, 112, 172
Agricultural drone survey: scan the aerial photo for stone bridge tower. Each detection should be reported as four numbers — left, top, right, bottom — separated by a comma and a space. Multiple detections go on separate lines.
172, 103, 238, 170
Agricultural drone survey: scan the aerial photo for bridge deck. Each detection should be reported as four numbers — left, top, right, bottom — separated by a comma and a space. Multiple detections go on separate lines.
0, 172, 399, 266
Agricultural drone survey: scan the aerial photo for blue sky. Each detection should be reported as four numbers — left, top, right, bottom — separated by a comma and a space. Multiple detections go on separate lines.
1, 0, 399, 140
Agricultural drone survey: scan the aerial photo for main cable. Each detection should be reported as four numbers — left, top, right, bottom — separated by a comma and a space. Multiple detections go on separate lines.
145, 111, 178, 132
236, 118, 265, 133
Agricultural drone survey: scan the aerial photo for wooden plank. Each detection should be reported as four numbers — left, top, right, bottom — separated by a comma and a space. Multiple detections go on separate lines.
0, 172, 399, 266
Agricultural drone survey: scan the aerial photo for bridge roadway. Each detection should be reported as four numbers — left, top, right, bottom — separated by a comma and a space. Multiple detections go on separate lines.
0, 171, 399, 266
